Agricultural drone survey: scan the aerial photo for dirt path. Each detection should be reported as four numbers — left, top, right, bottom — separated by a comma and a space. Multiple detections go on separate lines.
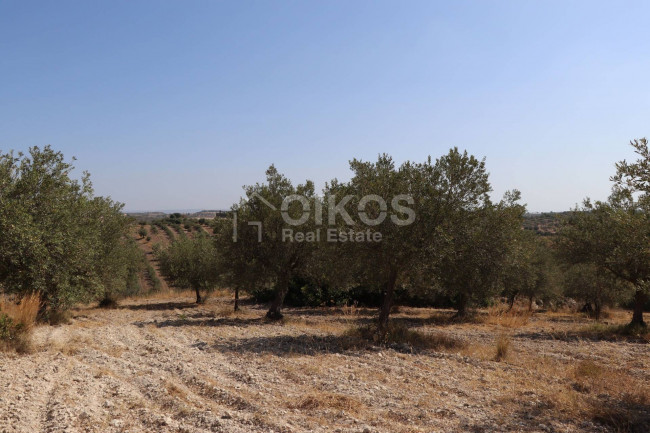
0, 299, 648, 432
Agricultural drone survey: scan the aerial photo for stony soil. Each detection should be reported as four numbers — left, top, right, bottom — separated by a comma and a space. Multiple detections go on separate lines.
0, 296, 648, 433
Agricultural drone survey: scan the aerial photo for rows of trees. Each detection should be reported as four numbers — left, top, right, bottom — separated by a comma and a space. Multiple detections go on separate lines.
1, 141, 647, 332
210, 149, 544, 337
206, 143, 648, 331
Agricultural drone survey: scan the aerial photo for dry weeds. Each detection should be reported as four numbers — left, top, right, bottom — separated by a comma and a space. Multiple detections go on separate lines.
0, 293, 40, 353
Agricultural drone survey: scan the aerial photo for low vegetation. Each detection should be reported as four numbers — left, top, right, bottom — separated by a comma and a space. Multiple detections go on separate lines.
0, 293, 39, 353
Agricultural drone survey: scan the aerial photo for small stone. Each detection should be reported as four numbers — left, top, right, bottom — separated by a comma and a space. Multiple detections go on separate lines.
221, 412, 232, 419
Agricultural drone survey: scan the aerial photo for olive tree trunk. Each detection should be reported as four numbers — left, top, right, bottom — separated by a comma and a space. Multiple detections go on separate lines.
266, 276, 289, 320
454, 292, 469, 318
377, 268, 398, 339
631, 289, 647, 327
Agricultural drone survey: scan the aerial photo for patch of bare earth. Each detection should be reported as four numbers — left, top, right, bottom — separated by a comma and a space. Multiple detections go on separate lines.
0, 298, 648, 432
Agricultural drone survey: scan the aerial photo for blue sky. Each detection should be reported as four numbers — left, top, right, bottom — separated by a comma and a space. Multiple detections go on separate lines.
1, 1, 649, 212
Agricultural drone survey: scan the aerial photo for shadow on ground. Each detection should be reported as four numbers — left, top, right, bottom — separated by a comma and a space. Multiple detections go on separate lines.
208, 333, 368, 356
133, 315, 267, 329
515, 329, 649, 344
119, 301, 199, 311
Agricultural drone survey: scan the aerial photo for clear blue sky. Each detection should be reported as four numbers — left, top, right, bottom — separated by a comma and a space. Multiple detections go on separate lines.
1, 1, 649, 212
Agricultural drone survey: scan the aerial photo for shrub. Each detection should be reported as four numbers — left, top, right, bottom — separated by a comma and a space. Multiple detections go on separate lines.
0, 314, 29, 352
138, 227, 148, 239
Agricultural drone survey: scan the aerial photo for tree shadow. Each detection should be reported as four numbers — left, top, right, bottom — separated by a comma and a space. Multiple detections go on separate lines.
133, 315, 267, 329
208, 333, 368, 357
515, 329, 649, 344
287, 307, 377, 317
119, 301, 199, 311
592, 401, 650, 433
466, 392, 650, 433
379, 311, 485, 328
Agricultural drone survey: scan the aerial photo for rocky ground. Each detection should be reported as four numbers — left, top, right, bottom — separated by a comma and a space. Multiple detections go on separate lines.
0, 294, 648, 433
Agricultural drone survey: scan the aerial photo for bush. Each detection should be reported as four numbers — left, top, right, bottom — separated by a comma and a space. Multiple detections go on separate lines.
0, 314, 30, 353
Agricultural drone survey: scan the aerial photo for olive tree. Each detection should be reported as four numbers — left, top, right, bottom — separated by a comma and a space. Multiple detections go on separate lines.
436, 191, 525, 316
220, 165, 318, 319
559, 139, 650, 327
325, 149, 515, 333
563, 263, 626, 320
559, 199, 650, 326
0, 146, 142, 317
501, 231, 557, 311
157, 233, 220, 303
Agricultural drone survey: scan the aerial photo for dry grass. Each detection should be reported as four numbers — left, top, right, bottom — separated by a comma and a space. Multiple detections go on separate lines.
578, 322, 650, 342
485, 304, 531, 328
165, 381, 191, 404
287, 392, 364, 414
214, 304, 253, 318
568, 360, 650, 431
494, 344, 650, 432
344, 322, 465, 351
494, 334, 510, 361
0, 293, 40, 353
124, 289, 196, 303
0, 293, 40, 329
57, 335, 92, 356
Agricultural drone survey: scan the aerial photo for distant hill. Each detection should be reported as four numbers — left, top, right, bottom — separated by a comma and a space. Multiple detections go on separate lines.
127, 209, 570, 231
125, 212, 167, 222
126, 209, 229, 222
188, 210, 229, 219
523, 212, 569, 236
